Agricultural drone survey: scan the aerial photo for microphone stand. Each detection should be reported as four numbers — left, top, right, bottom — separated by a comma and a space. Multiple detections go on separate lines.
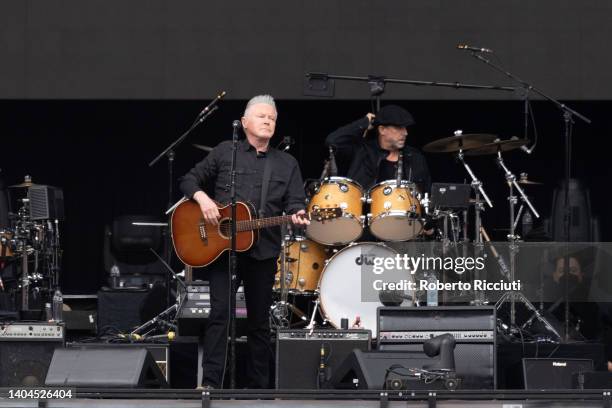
306, 72, 516, 99
467, 52, 592, 341
149, 98, 220, 307
228, 120, 241, 389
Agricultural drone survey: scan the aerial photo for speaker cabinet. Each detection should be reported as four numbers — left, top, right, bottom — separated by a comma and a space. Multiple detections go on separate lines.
522, 358, 593, 390
45, 347, 168, 388
0, 341, 63, 386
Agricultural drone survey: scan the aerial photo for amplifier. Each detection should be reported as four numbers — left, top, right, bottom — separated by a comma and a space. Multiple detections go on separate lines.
523, 358, 594, 390
377, 306, 496, 390
0, 322, 65, 341
275, 329, 371, 389
0, 323, 64, 386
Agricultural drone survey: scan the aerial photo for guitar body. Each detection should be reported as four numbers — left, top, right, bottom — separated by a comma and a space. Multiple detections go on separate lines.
171, 199, 258, 267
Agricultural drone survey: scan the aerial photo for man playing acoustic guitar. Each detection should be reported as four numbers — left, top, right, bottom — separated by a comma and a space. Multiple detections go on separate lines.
179, 95, 309, 389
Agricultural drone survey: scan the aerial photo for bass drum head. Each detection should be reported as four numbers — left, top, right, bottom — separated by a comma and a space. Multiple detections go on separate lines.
318, 242, 400, 337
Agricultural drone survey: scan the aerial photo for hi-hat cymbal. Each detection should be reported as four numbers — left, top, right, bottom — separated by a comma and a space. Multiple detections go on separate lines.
192, 144, 214, 152
423, 133, 498, 153
464, 138, 529, 156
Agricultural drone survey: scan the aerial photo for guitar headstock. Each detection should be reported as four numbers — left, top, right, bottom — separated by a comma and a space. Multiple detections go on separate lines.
309, 206, 343, 222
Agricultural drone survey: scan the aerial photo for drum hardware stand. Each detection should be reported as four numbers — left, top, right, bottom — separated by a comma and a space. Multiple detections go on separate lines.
467, 50, 591, 341
271, 228, 291, 330
454, 140, 492, 306
130, 248, 188, 338
490, 150, 559, 340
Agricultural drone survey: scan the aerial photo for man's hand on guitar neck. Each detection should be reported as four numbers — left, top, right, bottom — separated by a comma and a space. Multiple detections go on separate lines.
193, 191, 221, 226
291, 209, 310, 226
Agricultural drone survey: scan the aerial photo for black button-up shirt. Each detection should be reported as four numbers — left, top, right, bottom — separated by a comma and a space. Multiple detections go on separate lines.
179, 138, 306, 260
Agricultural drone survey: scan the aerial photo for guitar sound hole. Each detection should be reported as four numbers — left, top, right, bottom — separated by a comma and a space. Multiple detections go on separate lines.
218, 218, 232, 239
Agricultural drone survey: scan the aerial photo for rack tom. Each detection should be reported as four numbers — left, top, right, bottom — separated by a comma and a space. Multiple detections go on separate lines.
368, 180, 422, 241
306, 177, 364, 245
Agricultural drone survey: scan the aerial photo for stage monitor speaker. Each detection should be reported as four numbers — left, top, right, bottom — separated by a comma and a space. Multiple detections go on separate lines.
376, 306, 496, 389
522, 358, 593, 390
275, 329, 371, 389
45, 347, 168, 388
0, 340, 63, 386
331, 349, 455, 390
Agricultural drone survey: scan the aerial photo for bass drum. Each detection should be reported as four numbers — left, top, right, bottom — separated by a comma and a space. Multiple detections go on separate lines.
318, 242, 414, 337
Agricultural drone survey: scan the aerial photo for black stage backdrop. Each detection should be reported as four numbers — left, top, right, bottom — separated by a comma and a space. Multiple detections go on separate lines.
0, 99, 610, 293
1, 0, 612, 100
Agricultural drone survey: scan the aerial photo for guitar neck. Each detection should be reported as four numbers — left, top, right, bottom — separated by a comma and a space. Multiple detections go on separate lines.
237, 214, 296, 232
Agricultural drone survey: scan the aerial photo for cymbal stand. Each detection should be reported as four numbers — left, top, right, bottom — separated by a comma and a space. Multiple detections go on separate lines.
455, 148, 492, 305
492, 151, 559, 339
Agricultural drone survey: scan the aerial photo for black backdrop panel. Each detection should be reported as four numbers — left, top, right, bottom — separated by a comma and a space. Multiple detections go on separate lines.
1, 1, 611, 99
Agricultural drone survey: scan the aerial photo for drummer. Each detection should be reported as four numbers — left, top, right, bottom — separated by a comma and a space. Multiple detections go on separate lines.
325, 104, 431, 193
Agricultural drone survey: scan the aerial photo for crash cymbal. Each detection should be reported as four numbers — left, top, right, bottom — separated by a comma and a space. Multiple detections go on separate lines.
464, 138, 529, 156
9, 176, 38, 188
192, 143, 213, 152
423, 132, 498, 153
517, 173, 543, 185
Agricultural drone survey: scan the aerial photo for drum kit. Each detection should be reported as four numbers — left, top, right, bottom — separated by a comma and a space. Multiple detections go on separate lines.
0, 176, 62, 318
271, 131, 546, 335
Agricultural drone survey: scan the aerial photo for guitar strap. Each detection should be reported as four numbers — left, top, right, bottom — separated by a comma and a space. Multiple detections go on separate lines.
258, 152, 272, 218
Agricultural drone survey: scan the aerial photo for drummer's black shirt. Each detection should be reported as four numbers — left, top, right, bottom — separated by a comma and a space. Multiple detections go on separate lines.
179, 138, 306, 260
377, 159, 398, 183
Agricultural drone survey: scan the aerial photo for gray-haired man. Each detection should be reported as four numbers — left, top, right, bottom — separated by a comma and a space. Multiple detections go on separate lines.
180, 95, 308, 388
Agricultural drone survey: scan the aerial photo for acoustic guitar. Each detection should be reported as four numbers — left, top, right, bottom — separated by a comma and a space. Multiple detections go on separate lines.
171, 199, 341, 267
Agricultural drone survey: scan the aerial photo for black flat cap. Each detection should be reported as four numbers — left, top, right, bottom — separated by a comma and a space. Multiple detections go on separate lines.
373, 105, 415, 127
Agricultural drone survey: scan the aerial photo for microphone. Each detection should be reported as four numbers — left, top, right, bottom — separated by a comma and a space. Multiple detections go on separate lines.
198, 91, 227, 117
457, 44, 493, 53
232, 120, 242, 129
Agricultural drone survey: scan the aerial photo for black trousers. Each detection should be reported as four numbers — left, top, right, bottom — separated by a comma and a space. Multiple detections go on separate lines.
196, 253, 276, 388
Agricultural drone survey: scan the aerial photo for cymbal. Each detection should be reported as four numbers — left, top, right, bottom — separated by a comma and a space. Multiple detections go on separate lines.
9, 176, 38, 188
464, 138, 529, 156
423, 133, 498, 153
192, 143, 213, 152
518, 173, 543, 185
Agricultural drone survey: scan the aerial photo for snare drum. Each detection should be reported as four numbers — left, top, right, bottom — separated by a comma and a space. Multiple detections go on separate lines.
306, 177, 364, 245
318, 242, 414, 337
368, 180, 422, 241
274, 238, 329, 294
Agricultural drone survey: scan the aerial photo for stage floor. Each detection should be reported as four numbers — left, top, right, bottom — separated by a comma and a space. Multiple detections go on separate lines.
1, 389, 612, 408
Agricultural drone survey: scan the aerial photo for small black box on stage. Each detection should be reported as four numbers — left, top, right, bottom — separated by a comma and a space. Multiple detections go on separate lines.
430, 183, 472, 209
275, 329, 371, 389
573, 371, 612, 389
